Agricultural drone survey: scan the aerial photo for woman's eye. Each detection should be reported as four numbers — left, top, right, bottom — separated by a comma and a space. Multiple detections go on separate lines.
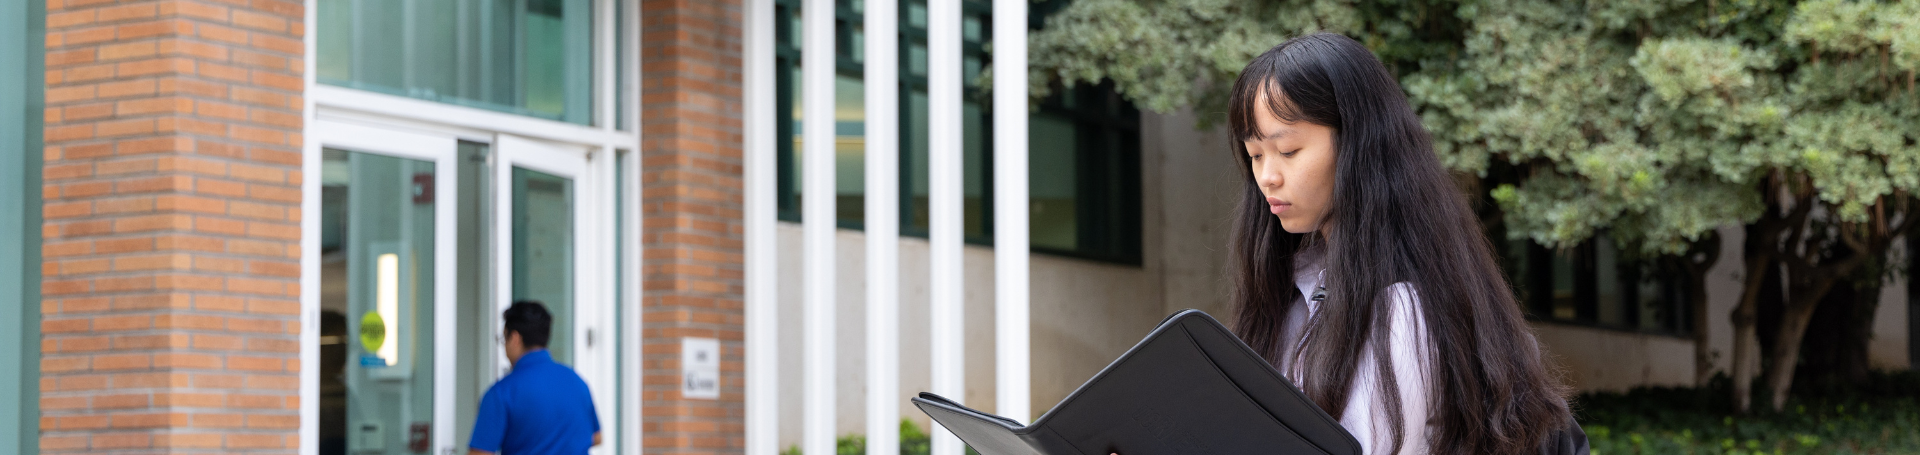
1281, 150, 1300, 158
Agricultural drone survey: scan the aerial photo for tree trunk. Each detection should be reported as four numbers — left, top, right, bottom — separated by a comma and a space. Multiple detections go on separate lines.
1680, 233, 1721, 387
1730, 223, 1775, 413
1689, 266, 1715, 386
1730, 296, 1758, 412
1756, 265, 1786, 369
1763, 293, 1824, 411
1840, 285, 1880, 383
1798, 282, 1879, 389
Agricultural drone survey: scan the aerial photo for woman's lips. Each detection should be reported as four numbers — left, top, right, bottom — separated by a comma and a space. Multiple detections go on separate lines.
1267, 197, 1290, 215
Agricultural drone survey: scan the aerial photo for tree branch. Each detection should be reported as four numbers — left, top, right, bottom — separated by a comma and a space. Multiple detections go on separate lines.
1778, 187, 1817, 277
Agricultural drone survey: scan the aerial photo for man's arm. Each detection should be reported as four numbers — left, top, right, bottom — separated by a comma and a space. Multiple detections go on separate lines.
469, 386, 509, 455
593, 432, 603, 447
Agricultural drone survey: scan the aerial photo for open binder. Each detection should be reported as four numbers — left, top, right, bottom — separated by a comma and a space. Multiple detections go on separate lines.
912, 309, 1362, 455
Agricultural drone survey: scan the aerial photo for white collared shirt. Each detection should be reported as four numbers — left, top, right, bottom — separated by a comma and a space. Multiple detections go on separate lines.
1276, 245, 1433, 455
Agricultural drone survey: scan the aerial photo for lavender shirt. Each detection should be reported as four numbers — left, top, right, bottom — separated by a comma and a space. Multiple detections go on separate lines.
1276, 245, 1433, 455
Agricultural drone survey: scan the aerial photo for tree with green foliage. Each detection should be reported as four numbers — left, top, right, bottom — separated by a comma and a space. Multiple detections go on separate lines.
1024, 0, 1919, 413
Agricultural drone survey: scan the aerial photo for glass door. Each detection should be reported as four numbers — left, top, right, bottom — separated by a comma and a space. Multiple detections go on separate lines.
490, 134, 613, 446
314, 120, 459, 455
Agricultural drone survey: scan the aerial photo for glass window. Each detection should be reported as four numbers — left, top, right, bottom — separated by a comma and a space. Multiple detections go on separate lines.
773, 0, 1144, 264
318, 149, 438, 455
616, 0, 629, 130
510, 167, 576, 364
1028, 81, 1142, 263
317, 0, 596, 125
1029, 113, 1076, 251
1485, 165, 1691, 335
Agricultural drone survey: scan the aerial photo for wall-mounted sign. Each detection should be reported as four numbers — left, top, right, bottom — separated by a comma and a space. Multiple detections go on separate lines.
681, 337, 720, 400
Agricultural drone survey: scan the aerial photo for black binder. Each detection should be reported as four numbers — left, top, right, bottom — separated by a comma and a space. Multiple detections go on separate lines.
912, 309, 1362, 455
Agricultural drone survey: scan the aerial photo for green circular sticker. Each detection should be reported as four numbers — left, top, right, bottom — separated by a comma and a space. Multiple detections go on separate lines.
360, 311, 386, 353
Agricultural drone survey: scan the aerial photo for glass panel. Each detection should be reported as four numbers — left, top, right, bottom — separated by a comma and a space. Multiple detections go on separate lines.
963, 100, 987, 239
452, 141, 490, 450
319, 149, 437, 455
1030, 113, 1076, 250
963, 55, 981, 84
908, 43, 928, 77
1503, 237, 1532, 306
851, 27, 865, 63
1596, 237, 1625, 326
1551, 248, 1577, 320
613, 151, 628, 451
317, 0, 596, 124
511, 167, 576, 364
616, 0, 628, 130
786, 13, 869, 227
908, 89, 930, 230
907, 1, 927, 28
836, 76, 867, 225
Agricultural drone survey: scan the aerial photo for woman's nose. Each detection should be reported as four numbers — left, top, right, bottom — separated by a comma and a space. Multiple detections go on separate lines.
1257, 162, 1282, 188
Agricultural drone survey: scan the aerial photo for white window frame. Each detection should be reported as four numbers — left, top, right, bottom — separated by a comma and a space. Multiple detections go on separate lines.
300, 0, 642, 453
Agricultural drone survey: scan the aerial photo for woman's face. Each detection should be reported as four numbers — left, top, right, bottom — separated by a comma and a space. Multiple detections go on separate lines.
1243, 91, 1338, 234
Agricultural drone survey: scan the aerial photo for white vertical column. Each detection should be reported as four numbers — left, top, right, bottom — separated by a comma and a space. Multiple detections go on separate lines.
591, 0, 621, 451
927, 0, 966, 455
619, 1, 646, 454
991, 0, 1031, 425
865, 0, 903, 454
298, 0, 319, 452
802, 0, 840, 454
743, 0, 779, 453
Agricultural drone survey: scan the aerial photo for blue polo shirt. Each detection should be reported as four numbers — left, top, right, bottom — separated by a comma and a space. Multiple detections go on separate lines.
470, 350, 600, 455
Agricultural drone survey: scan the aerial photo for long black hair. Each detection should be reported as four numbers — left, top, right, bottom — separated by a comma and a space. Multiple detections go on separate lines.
1225, 33, 1572, 455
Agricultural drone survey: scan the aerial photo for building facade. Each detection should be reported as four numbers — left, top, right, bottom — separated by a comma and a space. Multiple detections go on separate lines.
7, 0, 745, 453
0, 0, 1915, 455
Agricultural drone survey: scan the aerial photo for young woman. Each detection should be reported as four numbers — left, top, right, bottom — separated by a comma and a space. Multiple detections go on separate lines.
1220, 33, 1574, 455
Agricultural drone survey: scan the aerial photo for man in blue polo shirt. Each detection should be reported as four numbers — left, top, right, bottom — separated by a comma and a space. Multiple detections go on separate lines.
469, 301, 601, 455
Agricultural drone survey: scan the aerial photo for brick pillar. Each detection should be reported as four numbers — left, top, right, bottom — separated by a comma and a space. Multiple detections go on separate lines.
640, 0, 747, 453
39, 0, 305, 452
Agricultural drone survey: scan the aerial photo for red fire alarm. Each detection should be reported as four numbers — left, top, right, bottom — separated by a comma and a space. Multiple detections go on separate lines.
412, 174, 434, 204
408, 422, 430, 453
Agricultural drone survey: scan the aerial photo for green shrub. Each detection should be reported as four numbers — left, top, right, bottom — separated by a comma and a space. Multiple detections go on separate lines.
1579, 370, 1920, 455
780, 419, 976, 455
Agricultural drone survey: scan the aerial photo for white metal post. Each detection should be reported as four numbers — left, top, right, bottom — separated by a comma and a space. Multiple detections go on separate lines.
991, 0, 1031, 425
865, 0, 903, 453
618, 0, 646, 453
298, 0, 319, 451
743, 0, 779, 453
802, 0, 840, 454
928, 0, 965, 454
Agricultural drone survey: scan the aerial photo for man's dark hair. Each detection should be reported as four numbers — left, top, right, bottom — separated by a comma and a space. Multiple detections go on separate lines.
503, 300, 553, 348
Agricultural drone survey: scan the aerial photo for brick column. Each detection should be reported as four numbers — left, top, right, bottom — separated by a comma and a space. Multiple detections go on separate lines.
39, 0, 305, 452
640, 0, 747, 452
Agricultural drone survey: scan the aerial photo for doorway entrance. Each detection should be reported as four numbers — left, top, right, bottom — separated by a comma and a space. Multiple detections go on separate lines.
312, 119, 615, 455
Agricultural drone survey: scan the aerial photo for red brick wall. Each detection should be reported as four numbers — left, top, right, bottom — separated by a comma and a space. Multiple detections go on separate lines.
639, 0, 747, 452
38, 0, 305, 452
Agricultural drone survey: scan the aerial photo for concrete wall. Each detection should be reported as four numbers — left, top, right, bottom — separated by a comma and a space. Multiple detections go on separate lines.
1146, 109, 1240, 319
1534, 323, 1698, 391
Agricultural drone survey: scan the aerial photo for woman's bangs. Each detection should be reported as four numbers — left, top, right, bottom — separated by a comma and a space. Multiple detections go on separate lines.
1228, 56, 1314, 143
